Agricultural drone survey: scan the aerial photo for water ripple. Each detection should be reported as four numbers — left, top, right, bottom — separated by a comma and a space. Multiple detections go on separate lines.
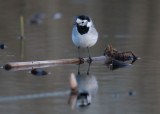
0, 91, 70, 102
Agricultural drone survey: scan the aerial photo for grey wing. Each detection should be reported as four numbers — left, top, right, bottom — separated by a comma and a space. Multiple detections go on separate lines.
90, 25, 98, 38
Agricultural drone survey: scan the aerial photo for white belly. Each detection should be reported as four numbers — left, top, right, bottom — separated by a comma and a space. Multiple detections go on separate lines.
72, 26, 98, 48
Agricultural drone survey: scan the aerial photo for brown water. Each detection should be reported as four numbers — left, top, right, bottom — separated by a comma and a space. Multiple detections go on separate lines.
1, 0, 160, 114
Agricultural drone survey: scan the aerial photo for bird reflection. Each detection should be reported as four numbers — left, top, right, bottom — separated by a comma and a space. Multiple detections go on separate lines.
69, 63, 98, 108
78, 63, 91, 75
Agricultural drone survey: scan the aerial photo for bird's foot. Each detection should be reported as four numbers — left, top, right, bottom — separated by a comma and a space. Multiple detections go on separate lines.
87, 71, 89, 75
78, 71, 80, 75
78, 57, 84, 64
87, 57, 92, 63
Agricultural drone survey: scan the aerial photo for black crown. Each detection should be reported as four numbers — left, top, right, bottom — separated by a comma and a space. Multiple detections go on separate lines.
77, 15, 91, 22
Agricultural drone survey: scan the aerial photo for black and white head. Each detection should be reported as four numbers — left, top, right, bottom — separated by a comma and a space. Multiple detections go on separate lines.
76, 15, 92, 27
75, 15, 93, 35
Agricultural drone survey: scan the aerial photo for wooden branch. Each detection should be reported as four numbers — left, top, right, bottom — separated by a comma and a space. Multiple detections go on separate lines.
3, 56, 108, 71
3, 44, 139, 71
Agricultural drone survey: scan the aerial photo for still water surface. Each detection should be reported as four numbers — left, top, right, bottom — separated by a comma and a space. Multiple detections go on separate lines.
0, 0, 160, 114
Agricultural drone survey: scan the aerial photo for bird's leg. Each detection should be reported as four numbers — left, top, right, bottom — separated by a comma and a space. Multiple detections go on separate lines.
87, 62, 91, 75
78, 47, 81, 59
78, 64, 80, 75
78, 47, 83, 64
87, 47, 92, 62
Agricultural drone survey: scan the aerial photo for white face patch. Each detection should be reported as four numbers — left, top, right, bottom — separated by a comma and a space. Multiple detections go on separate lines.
76, 18, 82, 24
87, 21, 92, 27
76, 18, 91, 26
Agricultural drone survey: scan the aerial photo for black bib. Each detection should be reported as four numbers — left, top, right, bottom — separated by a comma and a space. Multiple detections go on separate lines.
77, 25, 89, 35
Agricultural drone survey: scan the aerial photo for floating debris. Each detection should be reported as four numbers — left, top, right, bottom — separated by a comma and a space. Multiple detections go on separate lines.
104, 45, 138, 63
128, 91, 136, 96
32, 13, 45, 19
53, 13, 62, 20
27, 18, 42, 24
0, 44, 7, 49
30, 69, 50, 76
27, 13, 45, 24
17, 36, 25, 40
104, 45, 139, 69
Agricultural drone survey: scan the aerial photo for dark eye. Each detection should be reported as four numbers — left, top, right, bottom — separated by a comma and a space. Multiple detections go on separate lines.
82, 22, 84, 23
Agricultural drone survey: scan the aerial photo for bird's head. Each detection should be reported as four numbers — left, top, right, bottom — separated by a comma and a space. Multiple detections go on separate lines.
75, 15, 92, 27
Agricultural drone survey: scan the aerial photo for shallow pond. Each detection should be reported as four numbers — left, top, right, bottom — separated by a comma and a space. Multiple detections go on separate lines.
0, 0, 160, 114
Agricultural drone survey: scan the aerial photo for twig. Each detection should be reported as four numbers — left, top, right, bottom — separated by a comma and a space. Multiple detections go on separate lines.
20, 16, 25, 58
3, 56, 107, 71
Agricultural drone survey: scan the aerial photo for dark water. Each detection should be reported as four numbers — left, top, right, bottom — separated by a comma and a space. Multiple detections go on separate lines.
1, 0, 160, 114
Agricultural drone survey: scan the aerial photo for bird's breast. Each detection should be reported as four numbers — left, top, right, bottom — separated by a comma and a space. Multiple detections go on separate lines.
72, 26, 98, 48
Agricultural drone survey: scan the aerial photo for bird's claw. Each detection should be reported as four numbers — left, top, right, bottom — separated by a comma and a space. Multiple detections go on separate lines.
78, 57, 84, 64
87, 57, 92, 63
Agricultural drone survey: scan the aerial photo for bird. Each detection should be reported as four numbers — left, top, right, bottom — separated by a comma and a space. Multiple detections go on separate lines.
72, 15, 98, 61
